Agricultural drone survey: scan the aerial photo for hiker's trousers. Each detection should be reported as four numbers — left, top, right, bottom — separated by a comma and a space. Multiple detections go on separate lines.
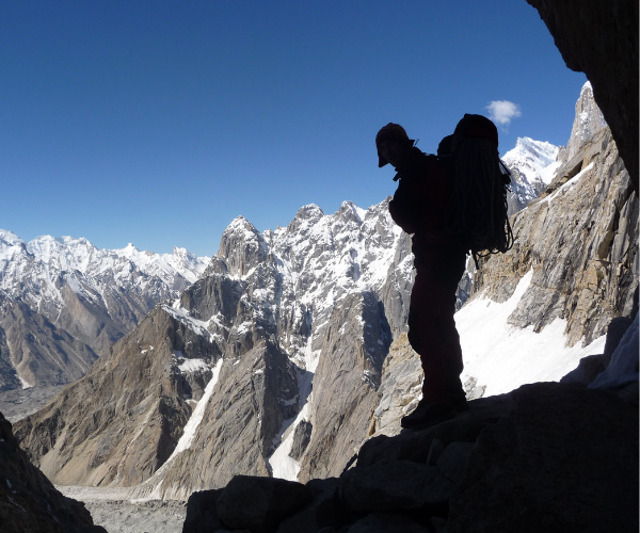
408, 243, 467, 403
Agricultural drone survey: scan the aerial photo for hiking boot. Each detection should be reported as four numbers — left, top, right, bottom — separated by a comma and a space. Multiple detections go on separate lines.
400, 400, 457, 430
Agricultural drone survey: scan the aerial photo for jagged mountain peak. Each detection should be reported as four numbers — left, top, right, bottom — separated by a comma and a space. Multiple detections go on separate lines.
117, 242, 143, 255
565, 81, 607, 161
224, 214, 256, 232
508, 136, 559, 164
220, 216, 266, 251
336, 200, 366, 225
286, 204, 325, 234
218, 216, 268, 278
172, 246, 193, 257
26, 234, 97, 265
295, 203, 324, 220
337, 200, 362, 215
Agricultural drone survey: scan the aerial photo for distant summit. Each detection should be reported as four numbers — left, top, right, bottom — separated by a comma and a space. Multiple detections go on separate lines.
503, 137, 560, 214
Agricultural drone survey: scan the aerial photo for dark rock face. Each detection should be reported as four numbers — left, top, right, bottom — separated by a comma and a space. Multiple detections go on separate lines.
448, 383, 638, 532
526, 0, 639, 192
289, 419, 312, 460
0, 411, 106, 533
217, 216, 269, 278
147, 340, 301, 499
297, 291, 391, 482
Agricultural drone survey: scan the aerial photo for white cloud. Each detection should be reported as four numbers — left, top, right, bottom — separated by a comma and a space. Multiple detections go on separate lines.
486, 100, 522, 126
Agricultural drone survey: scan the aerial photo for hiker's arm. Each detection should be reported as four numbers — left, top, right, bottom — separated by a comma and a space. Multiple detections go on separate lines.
389, 178, 418, 234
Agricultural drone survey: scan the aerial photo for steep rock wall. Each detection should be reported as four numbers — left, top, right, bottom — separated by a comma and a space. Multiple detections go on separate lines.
475, 126, 637, 346
526, 0, 638, 191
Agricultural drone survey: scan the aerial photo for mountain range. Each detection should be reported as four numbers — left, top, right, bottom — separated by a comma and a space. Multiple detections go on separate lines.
7, 82, 637, 511
0, 114, 553, 420
0, 104, 561, 402
0, 234, 208, 417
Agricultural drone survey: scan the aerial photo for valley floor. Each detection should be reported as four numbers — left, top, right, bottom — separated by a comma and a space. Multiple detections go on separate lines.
58, 486, 187, 533
0, 385, 65, 422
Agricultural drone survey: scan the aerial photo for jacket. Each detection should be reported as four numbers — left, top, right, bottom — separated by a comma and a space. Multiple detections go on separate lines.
388, 147, 455, 256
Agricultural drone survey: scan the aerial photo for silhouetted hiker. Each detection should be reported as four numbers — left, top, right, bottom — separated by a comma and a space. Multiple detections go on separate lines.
376, 115, 512, 429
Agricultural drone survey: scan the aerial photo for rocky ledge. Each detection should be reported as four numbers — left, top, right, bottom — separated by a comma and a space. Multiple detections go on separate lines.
182, 377, 638, 533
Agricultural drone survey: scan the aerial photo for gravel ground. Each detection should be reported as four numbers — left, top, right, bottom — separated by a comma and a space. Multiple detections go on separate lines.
58, 486, 188, 533
0, 385, 65, 422
84, 499, 187, 533
2, 392, 189, 532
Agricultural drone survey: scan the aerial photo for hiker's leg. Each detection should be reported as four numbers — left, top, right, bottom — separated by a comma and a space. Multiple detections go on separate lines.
410, 279, 462, 402
408, 249, 466, 404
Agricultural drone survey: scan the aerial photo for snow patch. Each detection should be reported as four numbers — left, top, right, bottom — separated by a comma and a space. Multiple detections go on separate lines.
170, 358, 223, 457
177, 357, 209, 373
162, 305, 214, 342
268, 336, 319, 481
267, 413, 304, 481
18, 375, 32, 390
457, 270, 606, 397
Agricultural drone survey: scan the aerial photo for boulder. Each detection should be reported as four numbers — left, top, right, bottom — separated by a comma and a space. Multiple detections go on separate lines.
339, 459, 454, 513
448, 383, 639, 532
216, 475, 312, 533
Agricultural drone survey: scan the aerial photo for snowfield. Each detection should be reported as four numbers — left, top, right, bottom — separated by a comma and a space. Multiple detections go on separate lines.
457, 270, 606, 397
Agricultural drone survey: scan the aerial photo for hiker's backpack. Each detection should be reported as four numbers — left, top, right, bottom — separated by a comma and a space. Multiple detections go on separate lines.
443, 114, 514, 266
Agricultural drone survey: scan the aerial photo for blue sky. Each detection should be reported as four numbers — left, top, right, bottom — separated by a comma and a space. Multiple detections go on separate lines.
1, 1, 586, 257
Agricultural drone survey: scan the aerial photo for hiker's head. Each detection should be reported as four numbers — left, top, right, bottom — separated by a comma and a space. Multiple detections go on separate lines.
453, 114, 498, 147
376, 123, 413, 167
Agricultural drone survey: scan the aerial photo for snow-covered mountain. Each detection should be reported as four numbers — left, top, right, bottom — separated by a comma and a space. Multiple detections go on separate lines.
503, 137, 560, 213
14, 198, 413, 497
0, 232, 208, 396
0, 232, 207, 302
